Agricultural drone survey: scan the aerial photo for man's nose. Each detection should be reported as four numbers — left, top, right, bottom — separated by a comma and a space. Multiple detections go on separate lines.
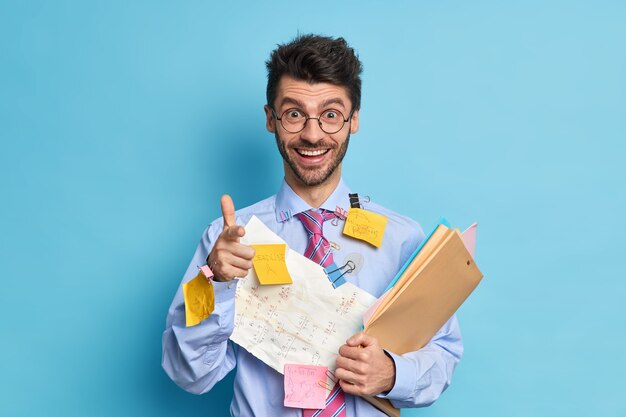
299, 117, 325, 143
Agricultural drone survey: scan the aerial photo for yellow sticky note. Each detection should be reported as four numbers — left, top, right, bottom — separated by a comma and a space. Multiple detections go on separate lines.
250, 244, 293, 285
343, 207, 388, 248
183, 272, 215, 327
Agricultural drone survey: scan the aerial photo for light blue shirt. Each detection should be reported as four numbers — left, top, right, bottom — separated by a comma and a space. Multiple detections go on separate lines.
162, 179, 463, 416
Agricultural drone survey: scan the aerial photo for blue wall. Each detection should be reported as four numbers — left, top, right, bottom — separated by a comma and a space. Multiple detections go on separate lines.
1, 1, 625, 416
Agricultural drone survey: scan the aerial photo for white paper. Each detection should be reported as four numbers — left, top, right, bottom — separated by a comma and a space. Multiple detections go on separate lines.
230, 216, 376, 374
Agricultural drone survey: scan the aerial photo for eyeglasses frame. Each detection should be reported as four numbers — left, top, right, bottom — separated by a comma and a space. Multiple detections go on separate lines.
270, 107, 355, 134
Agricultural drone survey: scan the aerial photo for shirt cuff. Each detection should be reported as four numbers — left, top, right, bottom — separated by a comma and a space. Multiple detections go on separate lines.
375, 350, 416, 401
212, 278, 239, 302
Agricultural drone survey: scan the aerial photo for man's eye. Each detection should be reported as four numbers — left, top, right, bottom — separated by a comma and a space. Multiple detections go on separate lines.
323, 110, 339, 119
286, 110, 302, 119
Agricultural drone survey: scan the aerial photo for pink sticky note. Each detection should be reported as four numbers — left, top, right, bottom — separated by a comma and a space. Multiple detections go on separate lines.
284, 364, 328, 409
461, 223, 478, 258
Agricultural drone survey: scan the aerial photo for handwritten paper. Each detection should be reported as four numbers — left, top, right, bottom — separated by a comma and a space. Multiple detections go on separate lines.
183, 272, 215, 327
343, 208, 387, 248
231, 216, 376, 374
250, 244, 293, 285
284, 364, 328, 409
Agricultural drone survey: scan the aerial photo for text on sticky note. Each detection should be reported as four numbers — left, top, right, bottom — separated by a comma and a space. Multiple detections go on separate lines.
284, 364, 328, 409
343, 207, 387, 248
250, 244, 293, 285
183, 272, 215, 327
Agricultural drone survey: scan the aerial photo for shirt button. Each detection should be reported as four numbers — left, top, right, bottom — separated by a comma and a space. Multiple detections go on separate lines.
228, 282, 235, 289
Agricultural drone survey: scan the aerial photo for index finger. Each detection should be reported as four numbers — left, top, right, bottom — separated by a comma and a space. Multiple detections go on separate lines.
221, 194, 236, 228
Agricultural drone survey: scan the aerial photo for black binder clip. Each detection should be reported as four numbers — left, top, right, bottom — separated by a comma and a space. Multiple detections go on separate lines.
349, 193, 361, 208
349, 193, 371, 209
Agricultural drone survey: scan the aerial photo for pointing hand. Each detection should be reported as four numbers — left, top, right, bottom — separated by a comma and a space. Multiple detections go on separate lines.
207, 195, 255, 282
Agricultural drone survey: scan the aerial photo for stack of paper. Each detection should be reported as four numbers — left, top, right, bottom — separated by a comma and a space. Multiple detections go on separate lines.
362, 222, 483, 416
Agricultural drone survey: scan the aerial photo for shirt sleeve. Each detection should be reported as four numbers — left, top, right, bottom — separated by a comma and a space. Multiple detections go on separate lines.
161, 223, 239, 394
375, 314, 463, 407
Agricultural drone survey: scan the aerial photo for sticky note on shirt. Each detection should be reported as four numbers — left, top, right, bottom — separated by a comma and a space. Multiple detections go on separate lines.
183, 272, 215, 327
250, 244, 293, 285
343, 207, 387, 248
284, 364, 328, 409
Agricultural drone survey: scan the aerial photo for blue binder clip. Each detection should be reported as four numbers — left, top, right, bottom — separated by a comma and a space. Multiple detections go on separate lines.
324, 260, 356, 288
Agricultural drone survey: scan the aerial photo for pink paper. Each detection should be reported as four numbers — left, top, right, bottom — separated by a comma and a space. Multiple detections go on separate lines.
461, 223, 478, 258
284, 364, 328, 409
362, 296, 385, 327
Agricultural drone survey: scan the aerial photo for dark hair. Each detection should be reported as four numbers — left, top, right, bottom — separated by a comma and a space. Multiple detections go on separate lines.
266, 34, 363, 111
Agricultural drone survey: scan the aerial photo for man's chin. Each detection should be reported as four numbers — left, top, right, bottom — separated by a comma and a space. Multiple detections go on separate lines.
291, 166, 334, 187
294, 174, 328, 187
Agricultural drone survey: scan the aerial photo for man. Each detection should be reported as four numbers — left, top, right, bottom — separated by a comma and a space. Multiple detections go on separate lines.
162, 34, 462, 416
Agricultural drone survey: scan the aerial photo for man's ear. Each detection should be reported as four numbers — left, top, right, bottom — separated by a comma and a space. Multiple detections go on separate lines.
264, 105, 275, 133
350, 109, 359, 134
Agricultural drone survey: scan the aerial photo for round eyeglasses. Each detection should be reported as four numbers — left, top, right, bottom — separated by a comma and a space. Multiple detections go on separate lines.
272, 108, 353, 134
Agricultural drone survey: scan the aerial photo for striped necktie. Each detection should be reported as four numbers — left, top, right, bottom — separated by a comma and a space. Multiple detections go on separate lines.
295, 209, 337, 268
296, 209, 347, 417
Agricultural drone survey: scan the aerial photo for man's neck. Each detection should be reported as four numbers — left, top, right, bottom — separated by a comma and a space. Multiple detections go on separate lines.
284, 168, 342, 208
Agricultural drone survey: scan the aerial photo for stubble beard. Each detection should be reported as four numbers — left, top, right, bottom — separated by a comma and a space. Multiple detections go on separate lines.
274, 132, 350, 187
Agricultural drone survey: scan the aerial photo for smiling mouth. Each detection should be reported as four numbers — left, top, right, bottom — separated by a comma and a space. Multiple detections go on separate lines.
296, 149, 330, 157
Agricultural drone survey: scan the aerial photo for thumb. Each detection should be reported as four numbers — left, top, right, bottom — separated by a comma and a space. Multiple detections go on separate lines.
221, 194, 244, 241
221, 194, 236, 228
347, 332, 375, 347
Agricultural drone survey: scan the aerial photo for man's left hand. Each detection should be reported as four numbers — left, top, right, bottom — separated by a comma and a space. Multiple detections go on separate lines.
335, 332, 396, 396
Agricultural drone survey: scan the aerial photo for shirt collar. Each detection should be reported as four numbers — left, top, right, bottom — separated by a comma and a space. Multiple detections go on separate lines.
275, 178, 352, 223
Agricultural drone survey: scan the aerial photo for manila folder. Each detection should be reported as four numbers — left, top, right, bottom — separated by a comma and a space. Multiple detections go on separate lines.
362, 229, 483, 416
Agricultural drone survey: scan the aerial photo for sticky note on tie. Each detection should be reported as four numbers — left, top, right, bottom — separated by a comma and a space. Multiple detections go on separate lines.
250, 244, 293, 285
183, 272, 215, 327
343, 207, 387, 248
284, 364, 328, 409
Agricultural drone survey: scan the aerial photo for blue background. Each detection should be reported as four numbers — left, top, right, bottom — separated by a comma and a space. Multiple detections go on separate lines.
1, 1, 625, 416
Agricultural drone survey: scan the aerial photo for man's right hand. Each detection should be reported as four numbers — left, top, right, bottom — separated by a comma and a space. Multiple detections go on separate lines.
206, 195, 255, 282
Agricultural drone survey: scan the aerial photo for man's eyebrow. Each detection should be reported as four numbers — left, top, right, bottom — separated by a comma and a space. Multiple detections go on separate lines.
278, 97, 347, 111
279, 97, 306, 109
320, 98, 347, 109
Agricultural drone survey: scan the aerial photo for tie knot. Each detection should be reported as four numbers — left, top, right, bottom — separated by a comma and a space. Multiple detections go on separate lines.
296, 210, 322, 236
295, 209, 335, 236
295, 209, 337, 269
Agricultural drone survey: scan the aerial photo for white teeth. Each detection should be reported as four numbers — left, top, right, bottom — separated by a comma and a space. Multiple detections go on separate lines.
298, 149, 328, 156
